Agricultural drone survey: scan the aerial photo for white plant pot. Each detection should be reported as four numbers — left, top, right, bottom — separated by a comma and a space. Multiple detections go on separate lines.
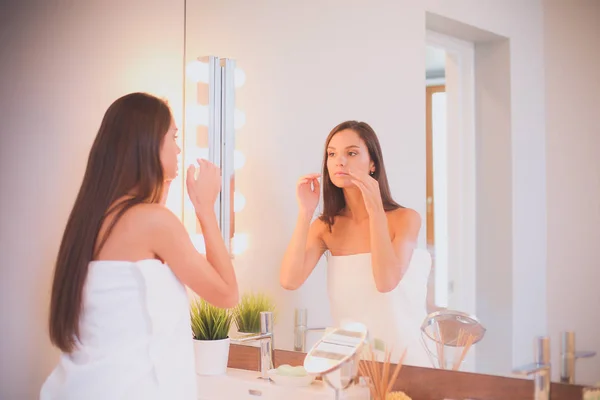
193, 337, 230, 376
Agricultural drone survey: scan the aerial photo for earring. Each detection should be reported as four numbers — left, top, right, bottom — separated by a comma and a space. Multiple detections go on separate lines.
370, 171, 375, 176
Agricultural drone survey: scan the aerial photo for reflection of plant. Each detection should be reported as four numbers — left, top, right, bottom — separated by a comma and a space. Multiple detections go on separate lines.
359, 345, 409, 400
190, 297, 232, 341
232, 292, 277, 333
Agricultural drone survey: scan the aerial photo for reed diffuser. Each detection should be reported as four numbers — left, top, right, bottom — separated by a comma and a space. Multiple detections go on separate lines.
358, 345, 412, 400
452, 328, 476, 370
431, 326, 476, 370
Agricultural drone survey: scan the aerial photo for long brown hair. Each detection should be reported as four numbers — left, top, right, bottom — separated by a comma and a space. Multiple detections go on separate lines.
49, 92, 172, 352
319, 121, 402, 230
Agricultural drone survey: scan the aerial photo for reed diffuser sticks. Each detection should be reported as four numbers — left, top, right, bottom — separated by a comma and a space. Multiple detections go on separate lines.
358, 344, 408, 400
452, 328, 476, 370
431, 327, 476, 370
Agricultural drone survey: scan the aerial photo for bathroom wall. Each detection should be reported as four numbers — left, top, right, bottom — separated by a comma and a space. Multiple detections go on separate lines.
544, 0, 600, 384
0, 1, 184, 398
186, 0, 546, 375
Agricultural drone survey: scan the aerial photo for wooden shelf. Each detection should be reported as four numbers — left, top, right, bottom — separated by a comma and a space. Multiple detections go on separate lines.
227, 344, 584, 400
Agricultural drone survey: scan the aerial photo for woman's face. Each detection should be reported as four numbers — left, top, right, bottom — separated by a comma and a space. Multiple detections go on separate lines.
326, 129, 374, 188
160, 119, 181, 181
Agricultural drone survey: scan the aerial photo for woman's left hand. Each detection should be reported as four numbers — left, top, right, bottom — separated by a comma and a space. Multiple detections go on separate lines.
348, 169, 384, 216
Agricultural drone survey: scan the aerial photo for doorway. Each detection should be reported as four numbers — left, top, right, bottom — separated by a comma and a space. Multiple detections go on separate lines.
425, 30, 477, 370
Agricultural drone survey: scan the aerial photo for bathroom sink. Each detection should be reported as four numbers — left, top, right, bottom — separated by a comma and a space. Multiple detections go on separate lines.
196, 368, 370, 399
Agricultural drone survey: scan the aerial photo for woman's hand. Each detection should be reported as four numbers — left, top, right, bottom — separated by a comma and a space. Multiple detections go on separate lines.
296, 173, 321, 217
348, 169, 384, 216
186, 158, 221, 214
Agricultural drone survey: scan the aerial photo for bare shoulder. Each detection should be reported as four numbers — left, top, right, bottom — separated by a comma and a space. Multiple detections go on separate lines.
312, 216, 328, 230
122, 203, 182, 232
95, 203, 184, 260
310, 217, 329, 239
387, 207, 421, 229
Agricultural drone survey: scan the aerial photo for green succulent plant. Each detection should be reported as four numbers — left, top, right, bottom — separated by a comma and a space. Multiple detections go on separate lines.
190, 297, 233, 341
232, 292, 277, 333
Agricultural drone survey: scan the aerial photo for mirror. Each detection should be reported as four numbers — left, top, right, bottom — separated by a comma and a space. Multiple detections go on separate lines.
181, 0, 489, 375
182, 55, 239, 254
182, 1, 596, 386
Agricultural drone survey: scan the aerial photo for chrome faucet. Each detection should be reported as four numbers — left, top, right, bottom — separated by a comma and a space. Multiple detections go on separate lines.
230, 311, 274, 380
513, 336, 551, 400
560, 331, 596, 384
294, 308, 327, 352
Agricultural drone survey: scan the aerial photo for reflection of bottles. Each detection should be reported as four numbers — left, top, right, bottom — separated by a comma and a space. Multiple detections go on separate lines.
294, 326, 307, 352
231, 234, 248, 256
294, 309, 307, 352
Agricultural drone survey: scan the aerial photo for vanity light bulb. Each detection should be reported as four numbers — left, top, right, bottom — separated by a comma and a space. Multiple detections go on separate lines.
234, 109, 246, 130
234, 68, 246, 88
185, 147, 209, 167
186, 60, 209, 84
186, 104, 209, 127
233, 192, 246, 212
190, 234, 206, 254
231, 233, 248, 255
234, 150, 246, 170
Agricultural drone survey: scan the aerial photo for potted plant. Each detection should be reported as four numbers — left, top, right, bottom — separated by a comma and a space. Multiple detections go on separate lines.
232, 292, 277, 334
190, 297, 233, 376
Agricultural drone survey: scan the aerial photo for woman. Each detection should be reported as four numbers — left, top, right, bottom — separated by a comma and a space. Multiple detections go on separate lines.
280, 120, 431, 366
41, 92, 239, 399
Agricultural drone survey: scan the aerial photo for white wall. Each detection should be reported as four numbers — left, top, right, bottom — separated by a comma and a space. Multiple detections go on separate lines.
187, 0, 548, 374
0, 1, 184, 398
544, 0, 600, 385
474, 39, 514, 375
